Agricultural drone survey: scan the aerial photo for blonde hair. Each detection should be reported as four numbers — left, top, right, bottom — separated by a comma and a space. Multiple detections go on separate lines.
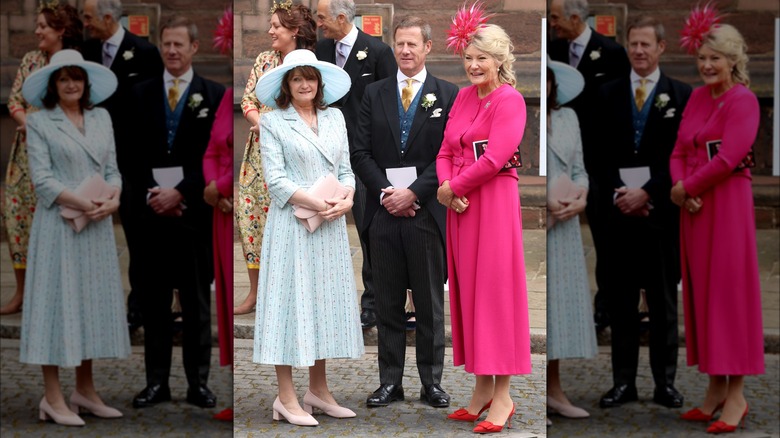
703, 24, 750, 87
469, 24, 516, 88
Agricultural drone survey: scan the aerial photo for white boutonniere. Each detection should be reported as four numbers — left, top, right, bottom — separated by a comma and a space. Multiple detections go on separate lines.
188, 93, 204, 110
356, 47, 368, 61
122, 48, 134, 61
430, 108, 443, 118
421, 93, 437, 110
655, 93, 670, 110
663, 108, 676, 119
589, 47, 601, 61
197, 108, 209, 118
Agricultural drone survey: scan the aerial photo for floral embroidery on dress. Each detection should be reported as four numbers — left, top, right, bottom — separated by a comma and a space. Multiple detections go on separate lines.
4, 50, 46, 268
236, 51, 279, 268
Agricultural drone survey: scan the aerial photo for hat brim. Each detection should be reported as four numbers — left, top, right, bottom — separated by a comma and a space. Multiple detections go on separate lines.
255, 59, 351, 109
22, 60, 118, 108
548, 59, 584, 106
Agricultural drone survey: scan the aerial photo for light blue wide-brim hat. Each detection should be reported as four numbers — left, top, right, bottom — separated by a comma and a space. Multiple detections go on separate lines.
547, 55, 584, 106
22, 49, 117, 107
255, 49, 351, 109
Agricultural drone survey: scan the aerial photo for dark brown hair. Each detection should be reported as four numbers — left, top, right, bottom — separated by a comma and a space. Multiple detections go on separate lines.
275, 4, 317, 51
40, 4, 83, 51
546, 67, 560, 112
41, 66, 92, 110
275, 65, 327, 110
394, 16, 432, 42
160, 15, 198, 42
626, 15, 665, 42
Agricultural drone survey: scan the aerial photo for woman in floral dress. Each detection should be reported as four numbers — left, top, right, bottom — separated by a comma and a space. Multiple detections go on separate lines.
1, 3, 82, 315
235, 2, 317, 314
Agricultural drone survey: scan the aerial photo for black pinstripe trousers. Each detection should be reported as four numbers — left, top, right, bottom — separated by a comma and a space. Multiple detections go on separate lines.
368, 207, 446, 387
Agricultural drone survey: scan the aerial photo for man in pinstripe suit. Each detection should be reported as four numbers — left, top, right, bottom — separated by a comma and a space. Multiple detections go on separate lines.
351, 17, 458, 408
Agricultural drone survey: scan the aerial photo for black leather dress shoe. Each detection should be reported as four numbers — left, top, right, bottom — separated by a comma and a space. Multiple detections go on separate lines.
132, 384, 171, 408
653, 385, 684, 408
361, 308, 377, 329
187, 385, 217, 408
599, 384, 638, 408
366, 384, 404, 407
420, 384, 450, 408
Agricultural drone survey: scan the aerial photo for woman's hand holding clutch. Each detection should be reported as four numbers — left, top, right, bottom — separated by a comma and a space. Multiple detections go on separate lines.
320, 196, 353, 222
85, 190, 120, 222
550, 194, 585, 223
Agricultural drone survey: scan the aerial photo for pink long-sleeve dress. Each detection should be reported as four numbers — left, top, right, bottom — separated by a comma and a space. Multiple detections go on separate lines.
436, 84, 531, 375
203, 90, 234, 367
670, 84, 764, 376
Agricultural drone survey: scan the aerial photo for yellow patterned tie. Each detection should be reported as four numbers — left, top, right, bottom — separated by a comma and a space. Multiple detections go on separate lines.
168, 78, 180, 111
635, 78, 647, 109
401, 78, 415, 111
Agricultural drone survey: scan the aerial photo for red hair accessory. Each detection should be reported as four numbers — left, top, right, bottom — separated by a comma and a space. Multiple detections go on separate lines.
446, 1, 493, 55
213, 5, 233, 56
680, 2, 722, 55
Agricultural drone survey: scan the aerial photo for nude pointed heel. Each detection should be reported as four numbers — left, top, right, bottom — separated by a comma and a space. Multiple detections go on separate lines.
303, 389, 356, 418
39, 397, 85, 426
69, 391, 123, 418
272, 396, 318, 426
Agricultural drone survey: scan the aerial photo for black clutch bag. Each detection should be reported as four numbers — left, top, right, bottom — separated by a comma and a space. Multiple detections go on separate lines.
706, 139, 755, 171
473, 139, 522, 169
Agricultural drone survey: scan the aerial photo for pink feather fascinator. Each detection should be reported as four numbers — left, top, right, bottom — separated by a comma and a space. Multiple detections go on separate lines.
446, 1, 493, 55
213, 5, 233, 56
680, 2, 722, 55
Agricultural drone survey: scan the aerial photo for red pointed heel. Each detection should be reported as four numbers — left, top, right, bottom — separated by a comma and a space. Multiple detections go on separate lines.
473, 406, 514, 434
680, 400, 726, 422
448, 399, 492, 422
706, 404, 748, 434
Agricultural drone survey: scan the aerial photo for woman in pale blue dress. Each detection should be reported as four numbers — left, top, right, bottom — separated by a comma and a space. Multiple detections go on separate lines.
546, 59, 597, 424
19, 50, 129, 426
252, 49, 363, 427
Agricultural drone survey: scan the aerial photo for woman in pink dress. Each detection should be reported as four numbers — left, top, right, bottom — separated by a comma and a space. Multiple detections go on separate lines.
670, 20, 763, 434
202, 89, 233, 419
436, 12, 530, 433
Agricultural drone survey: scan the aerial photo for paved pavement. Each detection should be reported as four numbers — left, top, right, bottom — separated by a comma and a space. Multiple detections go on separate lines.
0, 339, 233, 437
2, 207, 778, 437
234, 339, 546, 437
547, 347, 780, 438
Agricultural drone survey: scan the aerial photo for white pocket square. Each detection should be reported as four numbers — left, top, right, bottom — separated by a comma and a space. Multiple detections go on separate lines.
361, 73, 371, 77
430, 108, 442, 118
197, 108, 209, 118
664, 108, 676, 118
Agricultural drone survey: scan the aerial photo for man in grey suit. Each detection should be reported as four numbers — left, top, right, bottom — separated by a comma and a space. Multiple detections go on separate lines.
315, 0, 397, 329
352, 16, 458, 408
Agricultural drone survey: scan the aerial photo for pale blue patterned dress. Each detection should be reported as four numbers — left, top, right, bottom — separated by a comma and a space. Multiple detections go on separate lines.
253, 106, 364, 367
546, 108, 598, 360
19, 106, 130, 367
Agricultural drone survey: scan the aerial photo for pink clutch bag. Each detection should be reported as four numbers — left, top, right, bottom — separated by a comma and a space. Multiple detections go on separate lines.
293, 173, 350, 233
547, 174, 576, 228
59, 173, 112, 233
